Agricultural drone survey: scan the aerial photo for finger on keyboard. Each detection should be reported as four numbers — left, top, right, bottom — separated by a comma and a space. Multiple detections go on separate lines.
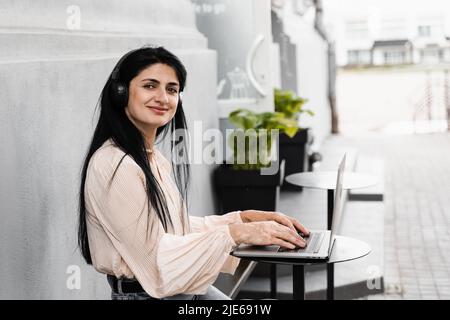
299, 232, 309, 238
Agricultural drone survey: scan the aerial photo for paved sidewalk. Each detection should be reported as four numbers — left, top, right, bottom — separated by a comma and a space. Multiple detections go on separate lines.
333, 132, 450, 300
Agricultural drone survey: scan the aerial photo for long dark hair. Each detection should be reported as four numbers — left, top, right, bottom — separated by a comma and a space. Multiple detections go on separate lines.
78, 46, 190, 264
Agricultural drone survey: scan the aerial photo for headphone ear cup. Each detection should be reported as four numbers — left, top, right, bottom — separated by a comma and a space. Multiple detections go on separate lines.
110, 81, 128, 109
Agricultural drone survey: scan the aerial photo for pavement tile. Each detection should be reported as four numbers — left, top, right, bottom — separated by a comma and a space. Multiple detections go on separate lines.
402, 295, 422, 300
421, 295, 439, 300
336, 133, 450, 300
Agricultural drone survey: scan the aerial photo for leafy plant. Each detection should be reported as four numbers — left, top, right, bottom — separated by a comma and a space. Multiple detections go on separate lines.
274, 88, 314, 122
228, 109, 298, 170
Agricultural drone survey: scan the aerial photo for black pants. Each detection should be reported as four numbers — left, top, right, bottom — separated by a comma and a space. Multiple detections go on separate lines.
107, 275, 197, 300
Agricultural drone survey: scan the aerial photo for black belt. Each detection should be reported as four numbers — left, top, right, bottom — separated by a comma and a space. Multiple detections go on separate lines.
107, 275, 146, 294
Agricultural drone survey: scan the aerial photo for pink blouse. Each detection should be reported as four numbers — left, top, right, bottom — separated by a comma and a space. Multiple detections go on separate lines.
84, 139, 242, 298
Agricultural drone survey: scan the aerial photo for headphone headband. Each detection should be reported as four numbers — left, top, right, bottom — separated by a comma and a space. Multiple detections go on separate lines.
111, 48, 142, 81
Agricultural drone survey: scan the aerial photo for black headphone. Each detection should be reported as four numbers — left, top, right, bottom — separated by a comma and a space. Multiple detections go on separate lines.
109, 49, 141, 109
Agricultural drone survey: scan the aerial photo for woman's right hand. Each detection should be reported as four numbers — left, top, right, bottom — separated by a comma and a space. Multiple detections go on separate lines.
228, 221, 307, 249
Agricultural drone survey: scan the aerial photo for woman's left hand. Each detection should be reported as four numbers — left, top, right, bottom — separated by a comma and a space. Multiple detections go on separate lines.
240, 210, 310, 237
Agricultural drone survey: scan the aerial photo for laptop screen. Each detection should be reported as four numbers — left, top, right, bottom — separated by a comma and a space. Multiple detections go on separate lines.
328, 154, 346, 255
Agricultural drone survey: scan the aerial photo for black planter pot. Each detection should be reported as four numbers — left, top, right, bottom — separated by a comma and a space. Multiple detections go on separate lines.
279, 128, 311, 191
214, 161, 285, 214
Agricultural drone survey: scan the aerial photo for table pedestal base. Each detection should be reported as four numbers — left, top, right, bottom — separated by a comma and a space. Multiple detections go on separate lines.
293, 265, 305, 300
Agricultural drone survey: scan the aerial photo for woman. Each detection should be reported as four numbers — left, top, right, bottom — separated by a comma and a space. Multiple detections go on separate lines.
78, 46, 309, 300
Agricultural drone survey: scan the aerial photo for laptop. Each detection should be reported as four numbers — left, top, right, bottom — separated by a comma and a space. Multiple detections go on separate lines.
232, 154, 346, 260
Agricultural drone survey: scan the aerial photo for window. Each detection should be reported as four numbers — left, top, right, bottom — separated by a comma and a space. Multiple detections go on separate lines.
383, 51, 406, 64
193, 0, 274, 117
345, 19, 369, 39
347, 50, 371, 65
380, 18, 406, 39
420, 47, 442, 64
418, 25, 431, 37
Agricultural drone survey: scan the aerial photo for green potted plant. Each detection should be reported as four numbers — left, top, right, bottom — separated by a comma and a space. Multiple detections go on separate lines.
274, 88, 314, 190
214, 108, 297, 213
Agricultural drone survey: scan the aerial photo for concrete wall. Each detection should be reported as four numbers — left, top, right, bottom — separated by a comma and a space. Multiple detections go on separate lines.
283, 0, 332, 149
0, 0, 218, 299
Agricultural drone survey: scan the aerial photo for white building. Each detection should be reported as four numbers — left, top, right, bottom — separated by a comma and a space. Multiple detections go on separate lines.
322, 0, 450, 66
372, 39, 414, 65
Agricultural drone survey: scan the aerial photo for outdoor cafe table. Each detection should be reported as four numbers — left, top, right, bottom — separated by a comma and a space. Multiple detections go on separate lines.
284, 171, 377, 299
237, 236, 371, 300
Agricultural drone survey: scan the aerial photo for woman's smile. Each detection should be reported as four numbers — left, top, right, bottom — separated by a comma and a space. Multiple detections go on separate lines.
147, 105, 169, 115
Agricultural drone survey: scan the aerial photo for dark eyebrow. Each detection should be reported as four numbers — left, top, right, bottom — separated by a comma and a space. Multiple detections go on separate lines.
141, 78, 179, 87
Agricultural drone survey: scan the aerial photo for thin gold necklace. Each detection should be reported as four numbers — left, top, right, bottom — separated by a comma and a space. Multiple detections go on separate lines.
145, 148, 153, 154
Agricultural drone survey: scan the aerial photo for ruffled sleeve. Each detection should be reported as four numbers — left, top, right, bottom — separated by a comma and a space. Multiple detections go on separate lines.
189, 212, 243, 274
189, 211, 243, 233
156, 225, 238, 294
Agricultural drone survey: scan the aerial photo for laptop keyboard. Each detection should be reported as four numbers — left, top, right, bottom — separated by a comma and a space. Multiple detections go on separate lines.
277, 232, 324, 254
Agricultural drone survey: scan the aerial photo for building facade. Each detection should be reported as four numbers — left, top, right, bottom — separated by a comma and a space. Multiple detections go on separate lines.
323, 0, 450, 67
